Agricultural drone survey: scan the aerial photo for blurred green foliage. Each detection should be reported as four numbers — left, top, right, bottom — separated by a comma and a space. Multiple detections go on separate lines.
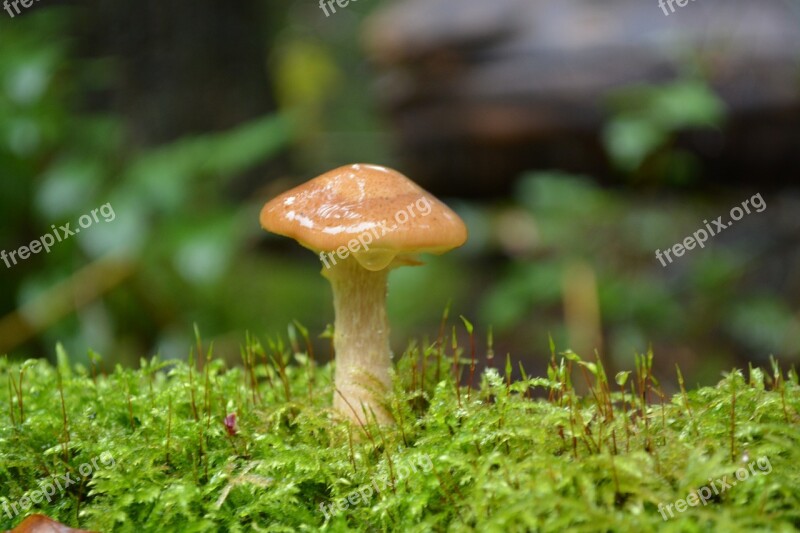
0, 9, 295, 363
1, 0, 456, 371
480, 172, 798, 383
0, 4, 796, 391
603, 80, 726, 184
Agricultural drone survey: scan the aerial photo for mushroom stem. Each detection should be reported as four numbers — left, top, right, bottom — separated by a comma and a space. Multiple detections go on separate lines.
325, 255, 394, 424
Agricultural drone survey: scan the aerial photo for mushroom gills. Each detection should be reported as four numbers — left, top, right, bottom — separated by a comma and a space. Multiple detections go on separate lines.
353, 249, 397, 271
353, 249, 425, 271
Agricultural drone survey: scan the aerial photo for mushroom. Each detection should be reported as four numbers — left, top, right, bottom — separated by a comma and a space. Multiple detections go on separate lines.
10, 514, 95, 532
260, 164, 467, 424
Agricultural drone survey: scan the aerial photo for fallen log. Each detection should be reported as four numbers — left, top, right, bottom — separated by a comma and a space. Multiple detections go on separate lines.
364, 0, 800, 196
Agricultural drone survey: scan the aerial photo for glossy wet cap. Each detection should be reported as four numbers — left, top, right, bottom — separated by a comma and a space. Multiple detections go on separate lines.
260, 164, 467, 270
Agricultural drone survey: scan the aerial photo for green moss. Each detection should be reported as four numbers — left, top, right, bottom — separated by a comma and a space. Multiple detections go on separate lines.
1, 337, 799, 532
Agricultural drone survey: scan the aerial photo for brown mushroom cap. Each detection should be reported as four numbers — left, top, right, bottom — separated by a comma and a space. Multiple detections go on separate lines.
260, 164, 467, 270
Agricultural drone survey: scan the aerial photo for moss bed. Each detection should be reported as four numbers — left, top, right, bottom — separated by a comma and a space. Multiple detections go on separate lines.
1, 331, 799, 532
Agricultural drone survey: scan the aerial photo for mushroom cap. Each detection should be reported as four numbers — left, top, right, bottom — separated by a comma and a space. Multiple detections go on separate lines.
260, 164, 467, 270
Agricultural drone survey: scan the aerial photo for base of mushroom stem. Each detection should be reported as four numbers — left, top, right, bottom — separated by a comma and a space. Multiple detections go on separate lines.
333, 384, 394, 425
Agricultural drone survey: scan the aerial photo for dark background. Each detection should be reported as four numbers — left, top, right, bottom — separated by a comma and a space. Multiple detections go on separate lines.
1, 0, 799, 389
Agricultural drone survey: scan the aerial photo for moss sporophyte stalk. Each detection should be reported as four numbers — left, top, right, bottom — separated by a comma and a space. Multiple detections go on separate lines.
1, 341, 799, 531
2, 453, 116, 521
1, 169, 798, 531
657, 455, 772, 521
319, 453, 433, 520
260, 164, 467, 424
